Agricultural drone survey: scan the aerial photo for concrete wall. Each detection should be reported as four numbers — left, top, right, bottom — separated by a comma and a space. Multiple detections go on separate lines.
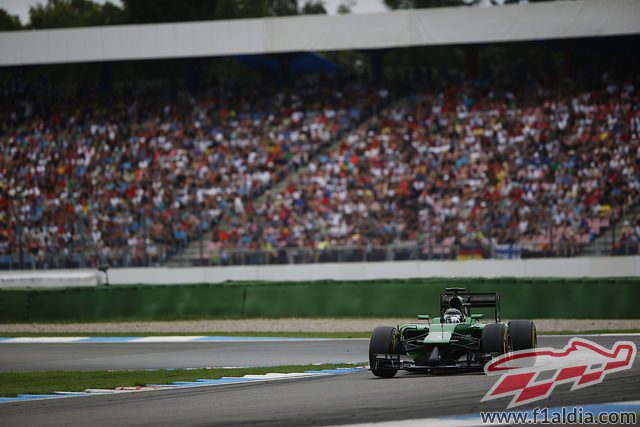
0, 270, 101, 288
109, 256, 640, 285
1, 256, 638, 288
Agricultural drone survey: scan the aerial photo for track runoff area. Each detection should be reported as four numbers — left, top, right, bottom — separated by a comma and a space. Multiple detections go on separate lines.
0, 334, 639, 426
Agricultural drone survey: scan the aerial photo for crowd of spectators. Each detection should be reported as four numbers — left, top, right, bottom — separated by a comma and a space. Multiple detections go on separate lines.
0, 77, 388, 267
616, 215, 640, 255
2, 70, 639, 268
214, 73, 640, 260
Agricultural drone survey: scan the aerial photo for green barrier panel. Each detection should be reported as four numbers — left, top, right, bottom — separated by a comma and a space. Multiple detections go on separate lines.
0, 284, 245, 322
0, 291, 29, 322
0, 278, 638, 322
242, 279, 640, 319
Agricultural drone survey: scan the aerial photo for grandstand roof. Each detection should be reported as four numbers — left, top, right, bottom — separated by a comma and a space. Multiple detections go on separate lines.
1, 0, 638, 67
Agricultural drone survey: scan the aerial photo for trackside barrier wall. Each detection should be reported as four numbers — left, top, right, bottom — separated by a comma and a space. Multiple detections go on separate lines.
0, 271, 101, 288
0, 278, 638, 322
2, 256, 639, 288
108, 256, 640, 283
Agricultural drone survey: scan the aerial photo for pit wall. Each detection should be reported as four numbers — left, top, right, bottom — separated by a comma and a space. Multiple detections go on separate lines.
0, 277, 638, 322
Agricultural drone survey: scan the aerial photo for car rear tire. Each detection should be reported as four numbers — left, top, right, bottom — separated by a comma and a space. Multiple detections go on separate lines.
481, 323, 510, 355
369, 326, 399, 378
508, 320, 537, 352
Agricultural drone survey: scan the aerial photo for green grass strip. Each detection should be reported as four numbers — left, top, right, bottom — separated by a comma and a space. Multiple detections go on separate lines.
0, 363, 362, 397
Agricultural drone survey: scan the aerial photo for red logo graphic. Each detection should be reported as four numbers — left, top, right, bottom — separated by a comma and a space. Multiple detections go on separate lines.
482, 337, 637, 408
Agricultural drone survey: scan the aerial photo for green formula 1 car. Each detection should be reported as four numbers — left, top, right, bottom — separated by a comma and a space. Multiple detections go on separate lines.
369, 287, 537, 377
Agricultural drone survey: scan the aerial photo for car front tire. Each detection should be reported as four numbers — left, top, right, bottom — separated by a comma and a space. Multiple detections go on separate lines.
369, 326, 399, 378
508, 320, 537, 352
481, 323, 511, 355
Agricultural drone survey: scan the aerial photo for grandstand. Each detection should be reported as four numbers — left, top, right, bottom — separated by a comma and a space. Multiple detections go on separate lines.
1, 0, 639, 270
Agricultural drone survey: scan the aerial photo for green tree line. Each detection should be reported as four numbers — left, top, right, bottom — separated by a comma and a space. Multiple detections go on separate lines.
0, 0, 561, 31
0, 0, 330, 31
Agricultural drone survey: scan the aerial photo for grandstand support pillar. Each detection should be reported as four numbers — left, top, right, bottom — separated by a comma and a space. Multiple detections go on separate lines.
562, 40, 575, 78
367, 49, 388, 83
17, 224, 24, 270
188, 58, 205, 92
464, 46, 479, 79
276, 53, 295, 85
548, 212, 554, 257
199, 231, 204, 266
611, 212, 616, 255
99, 62, 112, 94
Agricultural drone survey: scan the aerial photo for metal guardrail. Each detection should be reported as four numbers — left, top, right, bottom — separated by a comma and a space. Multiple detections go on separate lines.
1, 239, 638, 270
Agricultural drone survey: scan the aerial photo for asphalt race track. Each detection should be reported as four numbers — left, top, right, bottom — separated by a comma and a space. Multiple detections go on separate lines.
0, 340, 369, 372
1, 335, 638, 426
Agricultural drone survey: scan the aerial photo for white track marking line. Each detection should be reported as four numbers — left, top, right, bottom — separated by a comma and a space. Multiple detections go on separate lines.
129, 336, 206, 343
1, 337, 87, 343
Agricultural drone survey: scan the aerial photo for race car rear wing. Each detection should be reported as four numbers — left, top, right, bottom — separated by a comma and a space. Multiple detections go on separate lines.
440, 288, 501, 322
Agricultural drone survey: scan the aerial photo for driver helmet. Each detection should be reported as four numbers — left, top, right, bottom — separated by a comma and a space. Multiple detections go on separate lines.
443, 308, 463, 324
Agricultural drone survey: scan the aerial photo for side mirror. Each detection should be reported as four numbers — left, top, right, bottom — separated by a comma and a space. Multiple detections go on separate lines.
417, 314, 430, 320
471, 314, 484, 319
